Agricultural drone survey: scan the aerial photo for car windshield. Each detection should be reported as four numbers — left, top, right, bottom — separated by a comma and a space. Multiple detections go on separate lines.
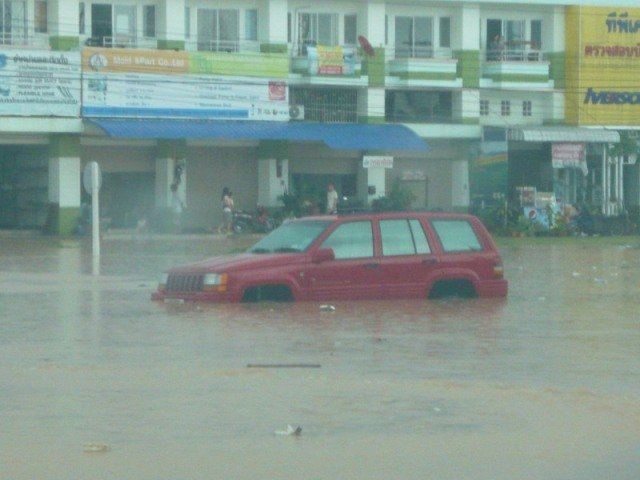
249, 220, 332, 254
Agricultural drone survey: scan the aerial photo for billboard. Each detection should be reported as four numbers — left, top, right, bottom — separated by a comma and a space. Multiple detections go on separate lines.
81, 48, 289, 121
0, 50, 80, 117
566, 7, 640, 126
307, 46, 356, 75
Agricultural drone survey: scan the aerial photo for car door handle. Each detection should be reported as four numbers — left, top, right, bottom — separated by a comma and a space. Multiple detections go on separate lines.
422, 258, 438, 266
363, 263, 380, 269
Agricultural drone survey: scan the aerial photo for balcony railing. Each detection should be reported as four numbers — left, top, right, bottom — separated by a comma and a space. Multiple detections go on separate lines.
391, 46, 454, 60
191, 39, 260, 53
85, 36, 157, 49
0, 32, 49, 48
483, 48, 544, 62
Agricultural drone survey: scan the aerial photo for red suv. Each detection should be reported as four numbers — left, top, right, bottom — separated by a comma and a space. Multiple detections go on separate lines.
153, 212, 507, 303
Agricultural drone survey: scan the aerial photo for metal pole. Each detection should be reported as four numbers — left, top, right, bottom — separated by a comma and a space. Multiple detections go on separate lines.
602, 145, 607, 215
91, 162, 100, 273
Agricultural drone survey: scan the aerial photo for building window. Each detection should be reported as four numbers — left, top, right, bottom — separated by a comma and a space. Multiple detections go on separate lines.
522, 100, 532, 117
245, 9, 257, 41
344, 14, 357, 45
35, 1, 48, 33
439, 17, 451, 48
290, 87, 358, 123
143, 5, 156, 38
79, 2, 85, 34
395, 16, 433, 58
185, 7, 190, 38
114, 5, 137, 43
197, 8, 239, 52
501, 100, 511, 116
386, 90, 453, 123
530, 20, 542, 50
298, 12, 339, 53
480, 100, 489, 116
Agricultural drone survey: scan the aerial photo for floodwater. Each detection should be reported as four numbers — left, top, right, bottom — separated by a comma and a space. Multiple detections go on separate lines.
1, 234, 639, 480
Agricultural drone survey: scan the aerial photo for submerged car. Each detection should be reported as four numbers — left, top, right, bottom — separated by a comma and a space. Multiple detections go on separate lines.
153, 212, 507, 303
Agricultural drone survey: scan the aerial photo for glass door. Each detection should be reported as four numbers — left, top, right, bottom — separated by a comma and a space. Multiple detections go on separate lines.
114, 5, 137, 46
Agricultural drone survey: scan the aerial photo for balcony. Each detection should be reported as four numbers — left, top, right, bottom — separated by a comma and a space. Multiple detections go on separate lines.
288, 43, 366, 87
84, 35, 158, 49
386, 47, 460, 87
188, 39, 260, 53
0, 32, 50, 49
481, 49, 552, 88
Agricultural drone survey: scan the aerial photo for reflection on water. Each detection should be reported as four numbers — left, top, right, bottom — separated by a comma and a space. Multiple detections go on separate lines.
1, 236, 639, 480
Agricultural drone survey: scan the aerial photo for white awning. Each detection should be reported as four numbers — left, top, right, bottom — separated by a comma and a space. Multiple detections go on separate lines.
508, 127, 620, 143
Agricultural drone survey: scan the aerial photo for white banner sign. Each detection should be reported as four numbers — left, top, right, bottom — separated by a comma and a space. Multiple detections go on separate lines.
83, 72, 289, 121
363, 156, 394, 169
552, 143, 588, 175
0, 50, 80, 116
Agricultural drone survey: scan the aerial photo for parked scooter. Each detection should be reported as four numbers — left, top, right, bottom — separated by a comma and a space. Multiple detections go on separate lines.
232, 205, 276, 233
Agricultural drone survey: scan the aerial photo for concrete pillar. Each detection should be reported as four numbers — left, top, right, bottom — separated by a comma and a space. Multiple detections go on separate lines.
157, 0, 186, 50
451, 160, 470, 208
452, 3, 480, 90
547, 6, 566, 89
357, 164, 386, 205
48, 135, 80, 235
259, 0, 288, 52
48, 0, 79, 50
453, 89, 480, 123
358, 2, 386, 48
358, 87, 385, 124
155, 141, 187, 209
258, 159, 289, 207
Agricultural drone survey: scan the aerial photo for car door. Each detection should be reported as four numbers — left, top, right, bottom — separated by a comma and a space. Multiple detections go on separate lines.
378, 217, 439, 299
429, 217, 489, 282
306, 220, 380, 301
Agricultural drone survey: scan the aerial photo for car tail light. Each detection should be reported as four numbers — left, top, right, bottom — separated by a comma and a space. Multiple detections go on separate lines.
493, 264, 504, 278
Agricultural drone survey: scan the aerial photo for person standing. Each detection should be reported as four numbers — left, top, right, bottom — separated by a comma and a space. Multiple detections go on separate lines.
170, 183, 184, 233
219, 187, 234, 234
326, 182, 338, 215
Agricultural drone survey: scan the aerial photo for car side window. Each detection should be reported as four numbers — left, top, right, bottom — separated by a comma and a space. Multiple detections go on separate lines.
409, 219, 431, 254
380, 219, 431, 256
431, 220, 483, 252
321, 221, 374, 259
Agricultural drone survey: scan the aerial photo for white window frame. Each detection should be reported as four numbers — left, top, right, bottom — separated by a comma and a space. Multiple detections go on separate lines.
480, 100, 490, 117
394, 15, 434, 59
501, 100, 511, 117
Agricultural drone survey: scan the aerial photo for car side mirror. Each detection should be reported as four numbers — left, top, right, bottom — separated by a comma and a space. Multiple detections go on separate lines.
312, 248, 335, 263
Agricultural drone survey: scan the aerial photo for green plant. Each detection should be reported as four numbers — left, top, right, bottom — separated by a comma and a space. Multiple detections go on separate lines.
371, 180, 415, 212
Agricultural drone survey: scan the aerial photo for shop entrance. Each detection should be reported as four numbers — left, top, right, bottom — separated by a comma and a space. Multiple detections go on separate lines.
95, 172, 154, 228
291, 173, 356, 212
400, 178, 428, 209
0, 145, 48, 229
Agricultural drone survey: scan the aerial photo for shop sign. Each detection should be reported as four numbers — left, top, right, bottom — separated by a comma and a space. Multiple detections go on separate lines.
552, 143, 588, 175
0, 50, 80, 116
82, 48, 289, 121
363, 156, 393, 169
565, 7, 640, 126
307, 46, 356, 75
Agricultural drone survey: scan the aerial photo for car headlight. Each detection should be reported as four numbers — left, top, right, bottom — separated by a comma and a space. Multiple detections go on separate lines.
203, 273, 228, 292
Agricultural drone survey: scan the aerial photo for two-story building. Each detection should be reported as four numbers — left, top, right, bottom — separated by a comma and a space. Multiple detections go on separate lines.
0, 0, 637, 234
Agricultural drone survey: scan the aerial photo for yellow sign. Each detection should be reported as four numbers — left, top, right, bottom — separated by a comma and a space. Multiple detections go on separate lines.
565, 6, 640, 126
82, 48, 189, 74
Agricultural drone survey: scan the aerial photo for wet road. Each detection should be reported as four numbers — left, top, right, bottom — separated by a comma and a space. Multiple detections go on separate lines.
1, 234, 639, 479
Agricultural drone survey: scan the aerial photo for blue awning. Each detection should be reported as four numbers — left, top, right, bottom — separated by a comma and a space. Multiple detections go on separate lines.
86, 118, 428, 152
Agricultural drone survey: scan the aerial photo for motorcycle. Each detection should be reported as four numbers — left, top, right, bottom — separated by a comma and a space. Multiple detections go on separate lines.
232, 206, 276, 234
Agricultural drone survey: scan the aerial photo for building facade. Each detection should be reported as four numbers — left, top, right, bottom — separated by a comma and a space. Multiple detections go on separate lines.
0, 0, 638, 234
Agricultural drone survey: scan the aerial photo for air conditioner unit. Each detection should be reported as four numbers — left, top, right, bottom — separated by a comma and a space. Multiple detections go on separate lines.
289, 105, 305, 121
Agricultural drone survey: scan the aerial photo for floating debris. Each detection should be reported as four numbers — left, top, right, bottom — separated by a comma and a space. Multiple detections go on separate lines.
594, 278, 607, 284
246, 363, 321, 369
83, 443, 110, 453
572, 272, 580, 277
274, 425, 302, 436
319, 304, 336, 312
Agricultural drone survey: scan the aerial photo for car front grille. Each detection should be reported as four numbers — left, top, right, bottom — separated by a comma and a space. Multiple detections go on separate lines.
166, 274, 203, 293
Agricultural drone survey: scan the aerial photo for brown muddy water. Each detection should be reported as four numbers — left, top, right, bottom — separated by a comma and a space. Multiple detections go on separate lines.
1, 234, 639, 480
